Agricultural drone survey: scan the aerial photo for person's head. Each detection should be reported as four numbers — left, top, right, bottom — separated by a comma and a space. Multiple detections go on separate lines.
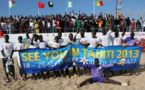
132, 19, 134, 21
94, 58, 99, 67
92, 30, 96, 38
140, 17, 142, 20
18, 36, 23, 43
55, 36, 59, 43
130, 32, 135, 39
69, 33, 73, 40
34, 34, 39, 41
58, 32, 62, 39
4, 35, 9, 43
115, 31, 119, 37
102, 28, 106, 35
39, 35, 43, 42
80, 30, 85, 37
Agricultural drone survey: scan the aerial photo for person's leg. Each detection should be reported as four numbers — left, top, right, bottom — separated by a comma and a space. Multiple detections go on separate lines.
77, 67, 80, 76
4, 69, 10, 82
66, 68, 69, 78
83, 68, 87, 75
32, 73, 36, 80
73, 67, 77, 76
57, 71, 59, 77
76, 78, 93, 88
47, 71, 49, 79
104, 78, 121, 85
61, 70, 64, 77
2, 58, 6, 70
19, 68, 23, 80
53, 71, 57, 78
41, 72, 45, 79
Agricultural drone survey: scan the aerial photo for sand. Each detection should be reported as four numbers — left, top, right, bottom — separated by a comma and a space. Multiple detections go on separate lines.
0, 52, 145, 90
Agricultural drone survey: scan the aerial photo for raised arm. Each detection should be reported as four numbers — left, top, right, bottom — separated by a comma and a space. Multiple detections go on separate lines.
26, 29, 30, 39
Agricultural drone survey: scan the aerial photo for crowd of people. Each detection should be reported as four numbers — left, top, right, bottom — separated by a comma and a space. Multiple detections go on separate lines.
0, 12, 145, 34
0, 26, 136, 87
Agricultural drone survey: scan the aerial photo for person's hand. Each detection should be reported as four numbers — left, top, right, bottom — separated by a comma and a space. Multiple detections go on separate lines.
85, 45, 88, 48
32, 34, 36, 39
122, 43, 126, 47
49, 47, 52, 50
69, 42, 72, 45
118, 59, 125, 66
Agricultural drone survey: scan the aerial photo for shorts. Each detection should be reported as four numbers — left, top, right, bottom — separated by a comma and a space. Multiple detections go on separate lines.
92, 77, 105, 83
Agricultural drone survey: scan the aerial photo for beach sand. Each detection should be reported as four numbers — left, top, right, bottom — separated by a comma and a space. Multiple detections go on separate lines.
0, 52, 145, 90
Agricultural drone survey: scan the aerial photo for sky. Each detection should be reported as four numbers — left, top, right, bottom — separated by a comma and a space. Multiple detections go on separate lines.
0, 0, 145, 20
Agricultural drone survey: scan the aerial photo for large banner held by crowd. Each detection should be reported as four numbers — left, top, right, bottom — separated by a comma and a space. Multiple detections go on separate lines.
19, 44, 142, 74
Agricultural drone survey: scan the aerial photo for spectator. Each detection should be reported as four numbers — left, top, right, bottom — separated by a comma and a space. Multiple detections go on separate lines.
131, 19, 136, 31
143, 20, 145, 32
136, 20, 141, 32
126, 17, 130, 32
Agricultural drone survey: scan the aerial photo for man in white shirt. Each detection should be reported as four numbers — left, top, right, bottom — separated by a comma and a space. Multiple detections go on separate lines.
112, 29, 125, 46
79, 30, 89, 47
49, 36, 61, 78
1, 35, 16, 82
57, 32, 64, 45
74, 32, 82, 44
99, 27, 113, 46
38, 35, 50, 79
88, 31, 101, 48
75, 30, 89, 76
30, 34, 40, 80
14, 36, 27, 80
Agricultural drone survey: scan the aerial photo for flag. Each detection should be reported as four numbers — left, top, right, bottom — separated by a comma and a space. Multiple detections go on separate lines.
9, 1, 16, 8
94, 0, 103, 6
67, 1, 74, 8
38, 2, 45, 8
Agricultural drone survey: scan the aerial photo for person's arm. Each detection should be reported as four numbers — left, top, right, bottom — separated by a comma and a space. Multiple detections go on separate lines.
79, 42, 90, 48
121, 27, 125, 37
31, 34, 35, 45
26, 29, 30, 39
101, 63, 118, 69
72, 62, 92, 69
73, 33, 78, 42
1, 50, 6, 58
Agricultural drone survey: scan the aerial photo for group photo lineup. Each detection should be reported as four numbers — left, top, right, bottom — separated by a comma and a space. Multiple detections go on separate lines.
0, 0, 145, 90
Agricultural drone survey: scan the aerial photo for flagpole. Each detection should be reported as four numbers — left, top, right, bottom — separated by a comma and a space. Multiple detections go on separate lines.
93, 0, 95, 15
66, 0, 68, 14
38, 0, 39, 16
8, 0, 10, 17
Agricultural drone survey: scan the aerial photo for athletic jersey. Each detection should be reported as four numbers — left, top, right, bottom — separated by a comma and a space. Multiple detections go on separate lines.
49, 41, 60, 48
75, 34, 82, 44
112, 36, 123, 46
14, 42, 26, 68
99, 30, 112, 46
1, 42, 14, 58
59, 38, 64, 45
88, 37, 100, 48
63, 39, 75, 45
14, 42, 26, 50
123, 37, 137, 46
29, 41, 39, 48
39, 41, 48, 48
80, 37, 88, 44
24, 38, 32, 44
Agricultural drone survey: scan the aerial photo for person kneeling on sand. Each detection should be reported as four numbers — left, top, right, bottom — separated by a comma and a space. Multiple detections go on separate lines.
74, 58, 130, 88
